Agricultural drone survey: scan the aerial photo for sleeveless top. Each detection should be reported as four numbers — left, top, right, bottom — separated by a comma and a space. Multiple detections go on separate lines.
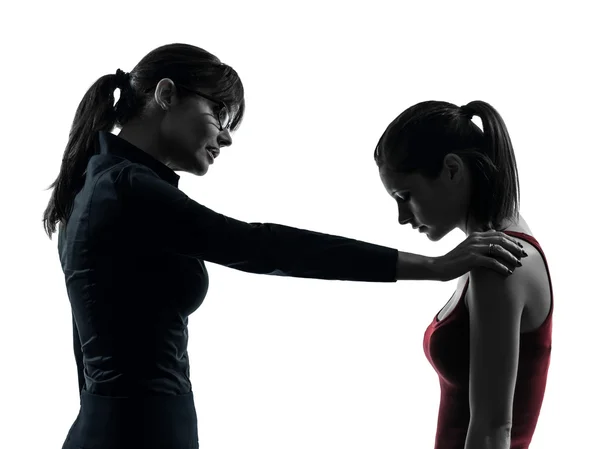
422, 231, 553, 449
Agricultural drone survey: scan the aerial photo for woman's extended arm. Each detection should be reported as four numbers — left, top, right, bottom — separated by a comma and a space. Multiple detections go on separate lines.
122, 164, 524, 283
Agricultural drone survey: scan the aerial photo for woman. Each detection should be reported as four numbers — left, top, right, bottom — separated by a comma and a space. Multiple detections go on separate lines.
43, 44, 526, 449
374, 100, 552, 449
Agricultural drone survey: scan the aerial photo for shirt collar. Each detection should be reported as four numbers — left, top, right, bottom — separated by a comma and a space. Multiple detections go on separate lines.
98, 131, 180, 187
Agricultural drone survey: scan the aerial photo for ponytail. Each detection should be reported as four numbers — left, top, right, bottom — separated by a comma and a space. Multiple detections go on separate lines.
42, 72, 124, 239
460, 101, 520, 230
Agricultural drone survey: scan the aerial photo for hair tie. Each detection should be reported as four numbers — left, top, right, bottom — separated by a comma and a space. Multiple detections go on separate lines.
114, 69, 130, 90
459, 105, 474, 120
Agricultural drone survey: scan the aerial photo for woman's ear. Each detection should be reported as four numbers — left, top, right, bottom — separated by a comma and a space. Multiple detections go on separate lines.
154, 78, 177, 111
443, 153, 466, 182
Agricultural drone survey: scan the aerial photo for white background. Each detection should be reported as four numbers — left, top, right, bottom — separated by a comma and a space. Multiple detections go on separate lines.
2, 1, 598, 448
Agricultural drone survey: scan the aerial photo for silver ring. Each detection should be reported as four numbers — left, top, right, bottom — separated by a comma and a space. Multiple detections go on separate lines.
488, 243, 494, 256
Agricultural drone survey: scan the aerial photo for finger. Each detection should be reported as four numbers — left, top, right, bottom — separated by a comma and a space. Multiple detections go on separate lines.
495, 235, 528, 259
483, 255, 515, 276
482, 230, 525, 249
478, 232, 527, 259
491, 244, 522, 270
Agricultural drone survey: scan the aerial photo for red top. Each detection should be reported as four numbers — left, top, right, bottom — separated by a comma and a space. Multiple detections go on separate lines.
422, 231, 553, 449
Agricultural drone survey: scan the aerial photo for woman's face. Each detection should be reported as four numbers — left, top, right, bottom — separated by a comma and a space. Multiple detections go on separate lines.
378, 153, 471, 241
154, 79, 236, 176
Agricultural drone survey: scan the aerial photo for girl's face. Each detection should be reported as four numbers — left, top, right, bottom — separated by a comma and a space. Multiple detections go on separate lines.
378, 153, 472, 241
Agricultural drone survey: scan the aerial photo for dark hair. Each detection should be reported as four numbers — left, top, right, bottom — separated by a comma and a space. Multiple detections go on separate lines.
42, 43, 245, 239
374, 100, 520, 231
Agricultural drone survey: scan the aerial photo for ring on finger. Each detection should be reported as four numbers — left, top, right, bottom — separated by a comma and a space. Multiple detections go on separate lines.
488, 243, 494, 256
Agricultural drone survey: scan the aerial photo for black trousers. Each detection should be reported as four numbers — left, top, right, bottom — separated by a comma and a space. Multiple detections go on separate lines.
62, 389, 199, 449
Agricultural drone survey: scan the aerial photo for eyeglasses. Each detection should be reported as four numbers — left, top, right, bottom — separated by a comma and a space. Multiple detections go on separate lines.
177, 85, 231, 131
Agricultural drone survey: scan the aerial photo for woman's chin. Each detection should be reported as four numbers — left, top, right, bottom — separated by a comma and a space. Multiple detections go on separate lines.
189, 155, 210, 176
423, 227, 443, 242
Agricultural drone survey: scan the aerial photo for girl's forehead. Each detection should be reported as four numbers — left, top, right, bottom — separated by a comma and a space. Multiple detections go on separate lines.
380, 166, 414, 192
380, 164, 410, 182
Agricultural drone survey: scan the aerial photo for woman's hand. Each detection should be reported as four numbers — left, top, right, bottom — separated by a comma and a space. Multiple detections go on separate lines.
432, 230, 527, 282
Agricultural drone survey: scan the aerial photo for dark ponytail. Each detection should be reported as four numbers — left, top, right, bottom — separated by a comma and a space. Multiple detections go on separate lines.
459, 101, 520, 230
374, 100, 520, 230
42, 43, 245, 239
42, 73, 122, 238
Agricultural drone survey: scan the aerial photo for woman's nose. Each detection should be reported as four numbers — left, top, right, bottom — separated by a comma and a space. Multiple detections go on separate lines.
397, 205, 413, 226
218, 129, 233, 147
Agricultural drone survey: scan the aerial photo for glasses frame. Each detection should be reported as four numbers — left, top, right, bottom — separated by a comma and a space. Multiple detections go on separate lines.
177, 85, 231, 131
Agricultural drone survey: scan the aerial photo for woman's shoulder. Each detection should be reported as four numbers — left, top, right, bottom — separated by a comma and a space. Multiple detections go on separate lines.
501, 217, 543, 263
470, 220, 552, 330
467, 219, 538, 299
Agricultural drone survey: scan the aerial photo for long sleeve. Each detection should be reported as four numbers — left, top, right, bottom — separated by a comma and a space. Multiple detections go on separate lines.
121, 164, 398, 283
72, 311, 85, 396
59, 223, 86, 397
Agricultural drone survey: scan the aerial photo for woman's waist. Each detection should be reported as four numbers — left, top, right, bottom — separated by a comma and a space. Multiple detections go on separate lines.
84, 365, 192, 396
68, 389, 199, 448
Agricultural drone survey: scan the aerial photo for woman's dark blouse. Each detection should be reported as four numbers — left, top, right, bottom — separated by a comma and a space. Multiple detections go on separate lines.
58, 131, 399, 399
